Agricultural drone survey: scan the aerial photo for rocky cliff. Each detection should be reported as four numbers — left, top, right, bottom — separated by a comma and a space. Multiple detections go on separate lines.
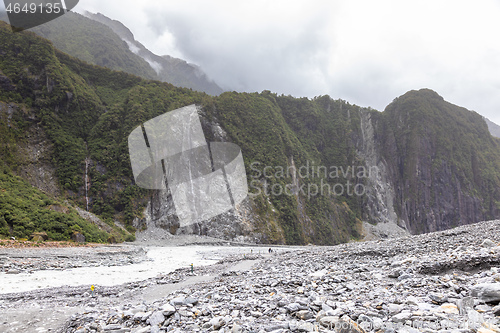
135, 90, 500, 242
372, 89, 500, 234
1, 23, 499, 244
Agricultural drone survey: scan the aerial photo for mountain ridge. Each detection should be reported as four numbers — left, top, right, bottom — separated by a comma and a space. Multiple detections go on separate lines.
0, 22, 499, 244
7, 11, 224, 96
77, 11, 224, 96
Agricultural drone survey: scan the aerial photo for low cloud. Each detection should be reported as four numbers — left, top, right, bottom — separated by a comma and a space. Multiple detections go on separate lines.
43, 1, 500, 124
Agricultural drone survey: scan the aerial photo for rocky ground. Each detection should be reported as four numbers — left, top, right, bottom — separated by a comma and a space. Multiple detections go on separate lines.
0, 245, 148, 275
2, 220, 500, 333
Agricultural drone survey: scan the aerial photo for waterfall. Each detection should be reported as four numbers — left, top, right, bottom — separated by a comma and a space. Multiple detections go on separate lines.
85, 157, 90, 211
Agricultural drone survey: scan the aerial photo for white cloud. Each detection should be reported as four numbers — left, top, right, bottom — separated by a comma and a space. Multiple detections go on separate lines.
48, 1, 500, 124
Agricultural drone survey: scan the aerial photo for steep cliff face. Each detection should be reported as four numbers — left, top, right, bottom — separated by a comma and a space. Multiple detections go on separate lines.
357, 110, 408, 239
373, 89, 500, 234
132, 90, 500, 243
133, 111, 266, 243
1, 23, 499, 244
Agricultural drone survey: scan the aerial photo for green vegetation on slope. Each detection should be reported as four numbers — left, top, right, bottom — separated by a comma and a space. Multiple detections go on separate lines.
0, 22, 368, 244
1, 23, 499, 244
212, 92, 366, 244
29, 12, 158, 80
375, 89, 500, 233
0, 170, 110, 241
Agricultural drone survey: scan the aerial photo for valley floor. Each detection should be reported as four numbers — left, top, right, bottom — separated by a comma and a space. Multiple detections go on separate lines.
1, 221, 500, 332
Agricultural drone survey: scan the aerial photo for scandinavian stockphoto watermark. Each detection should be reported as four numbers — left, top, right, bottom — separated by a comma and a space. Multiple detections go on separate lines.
249, 161, 378, 199
128, 105, 248, 228
3, 0, 79, 31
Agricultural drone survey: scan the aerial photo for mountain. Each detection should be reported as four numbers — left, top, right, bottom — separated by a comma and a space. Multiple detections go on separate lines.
0, 22, 499, 244
82, 12, 224, 96
373, 89, 500, 234
20, 11, 223, 95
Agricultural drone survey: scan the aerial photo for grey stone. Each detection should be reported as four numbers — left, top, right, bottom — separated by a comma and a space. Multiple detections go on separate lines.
296, 310, 313, 320
405, 296, 419, 305
170, 297, 185, 306
72, 232, 86, 243
148, 311, 165, 326
392, 312, 412, 323
231, 324, 243, 333
210, 316, 225, 330
131, 327, 150, 333
471, 283, 500, 303
6, 269, 20, 274
482, 239, 497, 248
319, 316, 339, 328
161, 303, 176, 316
457, 296, 474, 315
429, 293, 448, 304
178, 308, 192, 317
388, 269, 403, 278
285, 302, 301, 312
467, 309, 484, 329
296, 321, 315, 332
184, 296, 198, 305
397, 273, 414, 280
388, 303, 403, 315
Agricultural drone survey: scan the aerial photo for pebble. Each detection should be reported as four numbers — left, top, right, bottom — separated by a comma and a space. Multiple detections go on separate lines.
6, 219, 500, 333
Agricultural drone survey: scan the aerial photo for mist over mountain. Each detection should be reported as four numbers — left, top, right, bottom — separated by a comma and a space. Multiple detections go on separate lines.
0, 21, 499, 244
81, 12, 224, 96
17, 11, 223, 96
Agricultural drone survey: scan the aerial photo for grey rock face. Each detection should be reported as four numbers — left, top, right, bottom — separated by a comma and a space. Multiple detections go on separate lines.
471, 283, 500, 303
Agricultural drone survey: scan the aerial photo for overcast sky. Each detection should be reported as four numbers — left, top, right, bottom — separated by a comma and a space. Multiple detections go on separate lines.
3, 1, 500, 124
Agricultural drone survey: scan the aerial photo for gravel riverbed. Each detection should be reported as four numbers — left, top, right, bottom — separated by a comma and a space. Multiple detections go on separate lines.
2, 220, 500, 333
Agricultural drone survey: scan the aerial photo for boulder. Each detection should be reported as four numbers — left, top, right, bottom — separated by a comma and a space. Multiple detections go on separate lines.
71, 232, 86, 243
31, 232, 48, 242
471, 283, 500, 303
